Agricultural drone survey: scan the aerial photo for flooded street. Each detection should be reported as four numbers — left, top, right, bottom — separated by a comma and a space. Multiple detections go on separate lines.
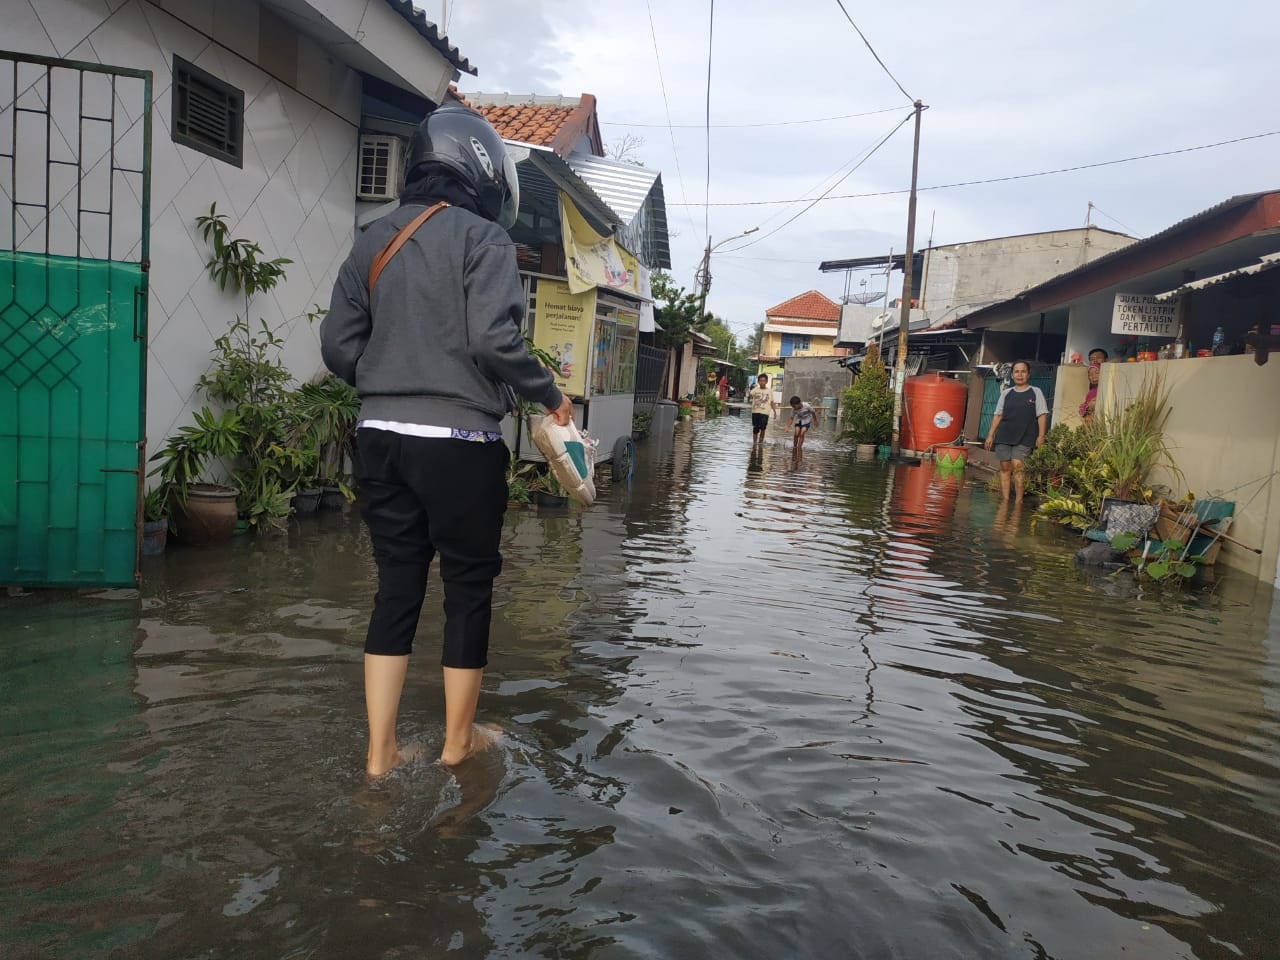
4, 414, 1280, 959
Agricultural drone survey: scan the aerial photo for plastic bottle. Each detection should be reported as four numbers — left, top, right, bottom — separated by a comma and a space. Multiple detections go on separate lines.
1212, 325, 1225, 354
1173, 333, 1186, 359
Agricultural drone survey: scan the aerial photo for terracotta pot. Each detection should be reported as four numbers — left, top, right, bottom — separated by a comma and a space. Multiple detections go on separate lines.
172, 483, 239, 546
855, 443, 876, 459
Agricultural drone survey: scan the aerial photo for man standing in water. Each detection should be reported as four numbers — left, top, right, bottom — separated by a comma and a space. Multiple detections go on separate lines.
748, 373, 777, 448
322, 106, 573, 775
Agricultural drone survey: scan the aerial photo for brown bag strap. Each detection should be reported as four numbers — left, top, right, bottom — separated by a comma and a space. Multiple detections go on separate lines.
368, 200, 449, 292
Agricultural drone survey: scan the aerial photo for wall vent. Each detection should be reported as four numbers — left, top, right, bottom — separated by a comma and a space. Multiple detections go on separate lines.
357, 135, 405, 201
171, 56, 243, 167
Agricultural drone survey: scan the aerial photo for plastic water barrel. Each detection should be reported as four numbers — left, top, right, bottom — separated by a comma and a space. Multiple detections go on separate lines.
901, 373, 967, 452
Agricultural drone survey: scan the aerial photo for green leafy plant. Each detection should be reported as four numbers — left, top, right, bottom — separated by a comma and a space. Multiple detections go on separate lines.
292, 374, 361, 488
704, 394, 723, 417
143, 486, 170, 522
840, 348, 893, 445
151, 204, 329, 529
1110, 532, 1200, 584
1033, 375, 1177, 530
631, 410, 652, 433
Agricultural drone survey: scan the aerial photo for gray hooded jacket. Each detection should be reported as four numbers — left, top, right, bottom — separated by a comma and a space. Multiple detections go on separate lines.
321, 203, 563, 432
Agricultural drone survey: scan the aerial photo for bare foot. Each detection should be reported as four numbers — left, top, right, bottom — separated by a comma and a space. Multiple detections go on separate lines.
366, 741, 423, 778
439, 723, 502, 767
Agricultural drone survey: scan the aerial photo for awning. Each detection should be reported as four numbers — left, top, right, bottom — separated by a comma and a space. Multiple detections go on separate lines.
1153, 252, 1280, 301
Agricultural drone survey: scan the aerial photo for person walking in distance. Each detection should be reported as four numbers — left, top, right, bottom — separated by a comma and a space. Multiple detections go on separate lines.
748, 373, 777, 448
786, 395, 817, 453
322, 105, 574, 775
984, 360, 1048, 503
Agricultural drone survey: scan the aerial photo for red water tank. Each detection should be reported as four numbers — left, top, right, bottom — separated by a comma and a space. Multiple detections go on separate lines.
901, 373, 967, 453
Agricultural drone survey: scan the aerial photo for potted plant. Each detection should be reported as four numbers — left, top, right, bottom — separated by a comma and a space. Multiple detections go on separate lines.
141, 486, 170, 556
505, 451, 538, 507
149, 407, 243, 545
153, 204, 326, 534
292, 374, 360, 510
631, 409, 652, 440
533, 468, 570, 509
840, 349, 893, 458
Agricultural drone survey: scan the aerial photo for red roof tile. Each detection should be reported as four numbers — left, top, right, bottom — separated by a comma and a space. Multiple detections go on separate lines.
465, 94, 603, 157
765, 290, 840, 322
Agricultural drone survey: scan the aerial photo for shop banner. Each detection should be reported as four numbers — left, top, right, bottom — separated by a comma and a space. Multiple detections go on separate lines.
637, 265, 656, 332
1111, 293, 1178, 337
533, 278, 595, 397
559, 193, 641, 297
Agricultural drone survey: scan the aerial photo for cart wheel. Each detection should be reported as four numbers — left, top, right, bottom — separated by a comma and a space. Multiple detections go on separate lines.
611, 435, 635, 483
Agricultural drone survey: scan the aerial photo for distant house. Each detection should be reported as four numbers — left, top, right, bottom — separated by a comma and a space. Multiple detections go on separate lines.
756, 290, 842, 393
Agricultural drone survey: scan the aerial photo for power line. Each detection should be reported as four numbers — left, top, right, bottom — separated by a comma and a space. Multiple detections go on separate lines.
600, 105, 904, 129
704, 0, 714, 242
667, 128, 1280, 208
718, 111, 915, 253
832, 0, 913, 103
644, 0, 700, 237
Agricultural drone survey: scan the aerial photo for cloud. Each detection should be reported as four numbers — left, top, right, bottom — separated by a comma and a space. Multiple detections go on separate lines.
447, 0, 1280, 339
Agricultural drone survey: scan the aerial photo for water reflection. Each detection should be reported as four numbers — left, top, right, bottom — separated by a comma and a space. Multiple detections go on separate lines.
1, 416, 1279, 958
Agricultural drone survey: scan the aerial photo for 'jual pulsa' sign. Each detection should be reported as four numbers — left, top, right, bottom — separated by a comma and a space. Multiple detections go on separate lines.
1111, 293, 1178, 336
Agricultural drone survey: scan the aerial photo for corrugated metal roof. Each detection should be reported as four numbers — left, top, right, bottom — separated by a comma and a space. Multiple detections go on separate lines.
1153, 251, 1280, 301
564, 153, 670, 269
564, 155, 657, 224
383, 0, 477, 75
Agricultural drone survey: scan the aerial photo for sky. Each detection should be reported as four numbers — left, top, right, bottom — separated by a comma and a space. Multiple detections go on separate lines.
444, 0, 1280, 341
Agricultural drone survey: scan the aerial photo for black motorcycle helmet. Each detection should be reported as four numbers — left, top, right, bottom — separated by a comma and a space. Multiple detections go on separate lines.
404, 105, 520, 228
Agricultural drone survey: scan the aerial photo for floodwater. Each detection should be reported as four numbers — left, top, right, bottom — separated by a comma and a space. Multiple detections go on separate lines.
3, 414, 1280, 960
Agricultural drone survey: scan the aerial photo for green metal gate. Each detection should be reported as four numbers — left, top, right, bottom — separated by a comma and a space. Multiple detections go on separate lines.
0, 51, 151, 587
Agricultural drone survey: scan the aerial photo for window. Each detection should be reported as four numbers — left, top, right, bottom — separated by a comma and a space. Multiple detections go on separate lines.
171, 56, 244, 167
780, 333, 811, 357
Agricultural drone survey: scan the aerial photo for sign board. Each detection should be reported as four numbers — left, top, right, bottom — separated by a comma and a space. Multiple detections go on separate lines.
532, 279, 595, 397
1111, 293, 1178, 337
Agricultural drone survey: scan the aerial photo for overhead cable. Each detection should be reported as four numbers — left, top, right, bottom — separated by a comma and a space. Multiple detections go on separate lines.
832, 0, 913, 103
668, 129, 1280, 208
644, 0, 700, 236
704, 0, 714, 241
600, 105, 904, 129
718, 110, 915, 253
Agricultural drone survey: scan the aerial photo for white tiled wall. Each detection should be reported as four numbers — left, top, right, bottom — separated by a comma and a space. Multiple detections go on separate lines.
1, 0, 361, 454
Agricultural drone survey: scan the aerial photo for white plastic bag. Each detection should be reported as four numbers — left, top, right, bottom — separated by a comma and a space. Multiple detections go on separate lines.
531, 416, 597, 506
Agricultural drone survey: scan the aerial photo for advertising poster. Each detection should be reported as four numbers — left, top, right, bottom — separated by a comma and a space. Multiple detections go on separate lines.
559, 193, 641, 297
533, 279, 595, 397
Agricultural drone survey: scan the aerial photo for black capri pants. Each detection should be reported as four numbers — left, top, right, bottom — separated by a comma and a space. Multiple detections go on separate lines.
751, 413, 769, 433
355, 428, 508, 668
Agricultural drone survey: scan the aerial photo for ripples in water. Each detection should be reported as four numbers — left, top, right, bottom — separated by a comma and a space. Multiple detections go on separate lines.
2, 415, 1279, 959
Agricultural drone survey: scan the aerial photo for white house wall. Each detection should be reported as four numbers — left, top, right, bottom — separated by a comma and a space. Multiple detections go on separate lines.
923, 230, 1136, 323
3, 0, 362, 459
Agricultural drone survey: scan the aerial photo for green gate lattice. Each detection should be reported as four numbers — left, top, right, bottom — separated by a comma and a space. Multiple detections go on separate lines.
1, 51, 151, 587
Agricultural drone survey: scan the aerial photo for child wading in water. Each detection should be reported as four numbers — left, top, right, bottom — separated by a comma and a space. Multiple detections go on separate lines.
787, 395, 816, 453
748, 374, 777, 448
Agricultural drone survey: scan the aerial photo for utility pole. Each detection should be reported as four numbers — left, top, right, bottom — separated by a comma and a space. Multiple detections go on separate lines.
890, 100, 925, 457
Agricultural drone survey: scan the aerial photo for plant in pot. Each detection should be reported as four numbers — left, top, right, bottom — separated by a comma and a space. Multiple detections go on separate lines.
631, 409, 652, 439
505, 450, 539, 507
534, 467, 570, 509
840, 348, 893, 457
149, 407, 244, 545
292, 374, 360, 510
151, 203, 319, 535
140, 486, 170, 556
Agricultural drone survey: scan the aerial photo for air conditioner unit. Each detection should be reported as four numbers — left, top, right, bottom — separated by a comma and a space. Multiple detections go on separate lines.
356, 135, 405, 201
